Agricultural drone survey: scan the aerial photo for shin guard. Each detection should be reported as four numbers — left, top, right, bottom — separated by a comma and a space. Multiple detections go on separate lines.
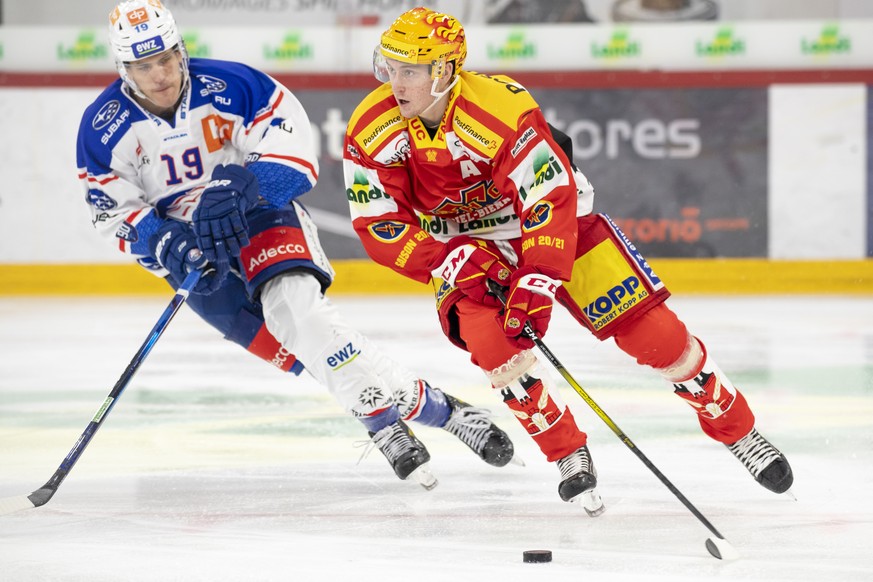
663, 338, 755, 444
491, 353, 586, 462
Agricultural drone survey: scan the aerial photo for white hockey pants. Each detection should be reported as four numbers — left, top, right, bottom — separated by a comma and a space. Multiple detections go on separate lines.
260, 272, 420, 420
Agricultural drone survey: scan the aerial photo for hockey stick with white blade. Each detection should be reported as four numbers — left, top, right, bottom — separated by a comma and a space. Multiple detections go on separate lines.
490, 282, 739, 561
0, 269, 202, 516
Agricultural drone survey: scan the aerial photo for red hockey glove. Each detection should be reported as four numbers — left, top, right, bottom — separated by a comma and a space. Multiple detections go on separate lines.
501, 267, 560, 349
193, 164, 261, 265
430, 237, 513, 307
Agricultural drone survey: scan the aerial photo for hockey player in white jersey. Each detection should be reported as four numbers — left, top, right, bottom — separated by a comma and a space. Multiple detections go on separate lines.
75, 0, 517, 489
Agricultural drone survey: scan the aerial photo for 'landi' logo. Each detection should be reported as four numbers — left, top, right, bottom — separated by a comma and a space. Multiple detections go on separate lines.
488, 31, 536, 60
802, 25, 851, 55
591, 29, 640, 59
183, 32, 211, 58
264, 33, 313, 61
696, 27, 746, 57
57, 31, 108, 61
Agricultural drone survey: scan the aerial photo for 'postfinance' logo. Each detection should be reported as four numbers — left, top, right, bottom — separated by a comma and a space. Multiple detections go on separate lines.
591, 29, 640, 59
696, 27, 746, 57
802, 25, 851, 55
381, 39, 416, 60
264, 32, 313, 62
58, 31, 108, 61
488, 31, 536, 61
183, 32, 210, 58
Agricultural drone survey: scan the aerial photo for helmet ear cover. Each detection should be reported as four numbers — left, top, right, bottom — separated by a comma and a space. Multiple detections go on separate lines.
430, 57, 449, 81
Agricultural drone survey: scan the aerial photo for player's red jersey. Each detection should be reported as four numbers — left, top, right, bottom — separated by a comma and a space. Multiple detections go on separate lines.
343, 71, 594, 284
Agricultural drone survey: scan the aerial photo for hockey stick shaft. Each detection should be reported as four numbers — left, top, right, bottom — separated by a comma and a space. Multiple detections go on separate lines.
525, 324, 728, 540
0, 270, 201, 516
492, 283, 728, 542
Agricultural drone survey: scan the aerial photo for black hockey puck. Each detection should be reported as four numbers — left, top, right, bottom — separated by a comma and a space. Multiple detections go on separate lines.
523, 550, 552, 563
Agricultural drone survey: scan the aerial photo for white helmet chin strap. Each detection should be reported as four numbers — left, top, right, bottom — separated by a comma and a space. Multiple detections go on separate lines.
419, 74, 458, 123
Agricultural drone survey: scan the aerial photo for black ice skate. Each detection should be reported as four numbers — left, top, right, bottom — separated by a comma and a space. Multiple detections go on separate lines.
556, 445, 605, 516
442, 395, 517, 467
727, 428, 794, 494
369, 420, 437, 490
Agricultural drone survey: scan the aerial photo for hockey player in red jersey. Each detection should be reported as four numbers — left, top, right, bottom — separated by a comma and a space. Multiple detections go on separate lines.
343, 6, 793, 506
76, 0, 517, 491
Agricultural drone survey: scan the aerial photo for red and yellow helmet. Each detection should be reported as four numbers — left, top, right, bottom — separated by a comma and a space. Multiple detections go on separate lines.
377, 7, 466, 81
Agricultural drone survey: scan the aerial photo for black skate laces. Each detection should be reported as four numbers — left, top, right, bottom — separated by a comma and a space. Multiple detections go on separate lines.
357, 423, 416, 465
727, 429, 782, 478
557, 447, 593, 481
443, 405, 494, 454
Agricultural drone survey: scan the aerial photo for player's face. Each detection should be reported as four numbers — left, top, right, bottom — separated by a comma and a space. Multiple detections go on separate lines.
384, 59, 448, 123
125, 49, 184, 112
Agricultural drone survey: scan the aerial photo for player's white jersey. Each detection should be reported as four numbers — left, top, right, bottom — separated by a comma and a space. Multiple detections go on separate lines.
76, 58, 318, 271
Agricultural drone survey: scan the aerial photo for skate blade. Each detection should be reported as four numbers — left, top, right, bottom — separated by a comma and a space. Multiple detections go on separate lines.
781, 488, 797, 501
409, 463, 438, 491
509, 455, 526, 467
571, 488, 606, 517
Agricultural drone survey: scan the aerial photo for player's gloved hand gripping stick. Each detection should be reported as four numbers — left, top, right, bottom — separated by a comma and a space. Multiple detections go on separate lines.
430, 236, 513, 308
193, 163, 261, 265
0, 270, 203, 516
488, 280, 739, 561
150, 220, 227, 294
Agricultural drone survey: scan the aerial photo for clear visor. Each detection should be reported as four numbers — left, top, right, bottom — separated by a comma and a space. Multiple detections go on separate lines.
372, 45, 449, 84
372, 46, 390, 83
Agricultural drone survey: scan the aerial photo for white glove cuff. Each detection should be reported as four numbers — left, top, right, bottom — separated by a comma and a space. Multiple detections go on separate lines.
516, 272, 561, 299
431, 244, 476, 286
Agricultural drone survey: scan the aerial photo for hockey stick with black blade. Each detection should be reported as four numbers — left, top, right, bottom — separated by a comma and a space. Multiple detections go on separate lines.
0, 269, 202, 516
490, 282, 739, 560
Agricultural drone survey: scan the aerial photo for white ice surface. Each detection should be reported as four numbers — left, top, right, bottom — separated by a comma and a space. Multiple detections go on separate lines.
1, 294, 872, 582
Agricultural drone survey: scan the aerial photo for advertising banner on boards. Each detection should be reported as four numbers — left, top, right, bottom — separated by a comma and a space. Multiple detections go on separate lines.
539, 86, 768, 258
293, 84, 768, 259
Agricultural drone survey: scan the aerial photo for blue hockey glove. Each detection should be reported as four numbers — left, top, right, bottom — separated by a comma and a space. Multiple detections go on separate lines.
193, 164, 261, 265
149, 220, 228, 295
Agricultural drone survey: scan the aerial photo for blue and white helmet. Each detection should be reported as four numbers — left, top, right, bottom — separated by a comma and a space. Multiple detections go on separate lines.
108, 0, 189, 96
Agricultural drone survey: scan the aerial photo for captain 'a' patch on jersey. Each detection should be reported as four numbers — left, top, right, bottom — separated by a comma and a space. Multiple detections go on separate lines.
509, 143, 571, 210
